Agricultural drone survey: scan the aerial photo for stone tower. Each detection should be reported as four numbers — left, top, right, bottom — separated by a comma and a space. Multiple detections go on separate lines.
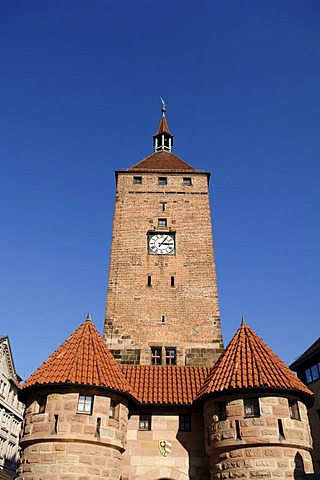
104, 109, 223, 366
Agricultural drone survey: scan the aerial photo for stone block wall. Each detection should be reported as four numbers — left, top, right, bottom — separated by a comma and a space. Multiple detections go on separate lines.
204, 394, 313, 479
18, 389, 128, 480
104, 171, 223, 366
122, 408, 209, 479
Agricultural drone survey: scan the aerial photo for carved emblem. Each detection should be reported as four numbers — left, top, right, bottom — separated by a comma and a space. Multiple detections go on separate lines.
159, 440, 172, 457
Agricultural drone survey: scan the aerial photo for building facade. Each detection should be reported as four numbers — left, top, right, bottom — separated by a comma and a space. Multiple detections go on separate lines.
17, 109, 315, 479
291, 338, 320, 474
0, 336, 24, 478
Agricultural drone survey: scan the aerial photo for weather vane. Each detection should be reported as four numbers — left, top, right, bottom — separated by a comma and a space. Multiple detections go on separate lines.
160, 97, 167, 117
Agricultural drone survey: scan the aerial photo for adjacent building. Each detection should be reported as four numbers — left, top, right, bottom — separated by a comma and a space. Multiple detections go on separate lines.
291, 338, 320, 474
0, 336, 24, 478
17, 108, 316, 479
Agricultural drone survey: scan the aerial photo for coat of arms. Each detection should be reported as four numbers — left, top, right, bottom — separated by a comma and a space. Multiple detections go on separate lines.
159, 440, 172, 457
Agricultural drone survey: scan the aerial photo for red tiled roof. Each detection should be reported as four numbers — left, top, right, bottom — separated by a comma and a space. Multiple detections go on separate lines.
154, 117, 171, 136
197, 321, 313, 399
122, 365, 211, 405
128, 150, 197, 172
22, 316, 133, 395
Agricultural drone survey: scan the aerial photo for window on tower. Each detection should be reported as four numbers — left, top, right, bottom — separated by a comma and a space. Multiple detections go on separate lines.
77, 395, 93, 414
151, 347, 162, 365
288, 400, 300, 420
244, 398, 260, 417
179, 414, 191, 432
133, 176, 142, 184
158, 218, 167, 227
158, 177, 167, 185
165, 347, 176, 365
183, 177, 192, 186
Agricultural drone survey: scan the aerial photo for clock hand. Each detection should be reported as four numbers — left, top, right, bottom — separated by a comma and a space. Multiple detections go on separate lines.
159, 235, 169, 247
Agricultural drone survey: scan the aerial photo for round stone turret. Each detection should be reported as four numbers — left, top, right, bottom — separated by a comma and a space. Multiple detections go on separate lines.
17, 316, 134, 479
198, 321, 314, 479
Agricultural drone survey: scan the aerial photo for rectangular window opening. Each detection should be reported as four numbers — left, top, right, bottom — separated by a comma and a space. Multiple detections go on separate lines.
183, 177, 192, 186
133, 176, 142, 184
289, 399, 300, 420
95, 417, 101, 437
216, 401, 227, 421
158, 218, 167, 227
165, 347, 176, 365
38, 395, 47, 414
244, 398, 260, 417
151, 347, 162, 365
158, 177, 167, 185
235, 419, 241, 440
52, 414, 58, 435
139, 413, 151, 430
171, 276, 175, 287
109, 400, 119, 420
278, 418, 285, 439
161, 315, 166, 323
77, 395, 93, 414
147, 275, 151, 287
179, 414, 191, 432
161, 202, 167, 212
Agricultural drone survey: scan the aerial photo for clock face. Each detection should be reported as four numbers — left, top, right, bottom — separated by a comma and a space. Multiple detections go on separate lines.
148, 234, 175, 255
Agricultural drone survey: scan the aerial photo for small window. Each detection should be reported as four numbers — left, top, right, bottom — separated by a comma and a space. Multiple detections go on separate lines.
109, 400, 119, 419
171, 276, 175, 287
278, 418, 285, 439
139, 413, 151, 430
289, 400, 300, 420
161, 315, 166, 323
158, 177, 167, 185
311, 364, 320, 381
305, 368, 312, 383
77, 395, 93, 414
165, 347, 176, 365
216, 401, 227, 421
179, 414, 191, 432
161, 202, 167, 212
235, 419, 241, 440
183, 177, 192, 186
158, 218, 167, 227
133, 176, 142, 184
244, 398, 260, 417
151, 347, 162, 365
37, 395, 47, 414
147, 275, 151, 287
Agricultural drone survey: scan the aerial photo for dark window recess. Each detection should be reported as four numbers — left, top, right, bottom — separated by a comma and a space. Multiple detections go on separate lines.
161, 202, 167, 212
165, 347, 176, 365
244, 398, 260, 417
151, 347, 162, 365
179, 414, 191, 432
38, 395, 47, 413
133, 176, 142, 184
158, 218, 167, 227
148, 275, 151, 287
183, 177, 192, 186
289, 400, 300, 420
216, 401, 227, 421
161, 315, 166, 323
171, 276, 175, 287
109, 400, 119, 419
158, 177, 167, 185
305, 363, 320, 383
95, 417, 101, 437
278, 419, 285, 439
52, 414, 58, 435
139, 413, 151, 430
235, 419, 241, 440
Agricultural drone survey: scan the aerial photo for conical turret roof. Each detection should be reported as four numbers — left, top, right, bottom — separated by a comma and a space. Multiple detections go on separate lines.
154, 116, 172, 136
22, 315, 134, 395
197, 322, 313, 400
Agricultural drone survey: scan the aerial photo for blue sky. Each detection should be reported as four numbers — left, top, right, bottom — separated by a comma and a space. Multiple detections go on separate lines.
1, 1, 319, 379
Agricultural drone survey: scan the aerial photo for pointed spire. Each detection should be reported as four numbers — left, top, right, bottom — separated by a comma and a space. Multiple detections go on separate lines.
86, 312, 92, 321
153, 98, 174, 152
241, 316, 247, 326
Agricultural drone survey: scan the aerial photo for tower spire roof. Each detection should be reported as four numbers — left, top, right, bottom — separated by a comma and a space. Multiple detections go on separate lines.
22, 315, 134, 395
197, 321, 313, 401
153, 98, 174, 152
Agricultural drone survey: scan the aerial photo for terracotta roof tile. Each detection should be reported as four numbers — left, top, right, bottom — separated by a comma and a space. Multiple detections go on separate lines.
128, 150, 197, 172
154, 117, 171, 136
122, 365, 211, 405
22, 317, 134, 395
197, 323, 313, 399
